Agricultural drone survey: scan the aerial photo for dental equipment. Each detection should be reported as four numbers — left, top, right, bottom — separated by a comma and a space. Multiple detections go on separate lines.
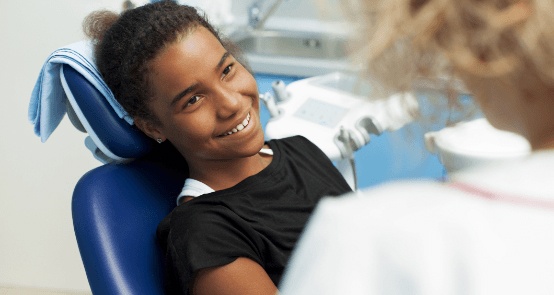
263, 72, 419, 190
425, 118, 531, 175
260, 92, 281, 118
272, 80, 289, 102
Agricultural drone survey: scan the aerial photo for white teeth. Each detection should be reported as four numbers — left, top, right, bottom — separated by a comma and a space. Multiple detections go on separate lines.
219, 113, 251, 137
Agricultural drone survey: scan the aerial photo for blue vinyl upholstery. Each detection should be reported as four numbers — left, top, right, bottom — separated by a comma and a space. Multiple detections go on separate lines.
61, 65, 154, 160
72, 150, 186, 294
63, 65, 187, 294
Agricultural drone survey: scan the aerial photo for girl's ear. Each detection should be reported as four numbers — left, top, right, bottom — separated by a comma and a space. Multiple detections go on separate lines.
134, 117, 166, 142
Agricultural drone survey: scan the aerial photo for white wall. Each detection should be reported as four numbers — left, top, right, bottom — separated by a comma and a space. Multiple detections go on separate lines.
0, 0, 340, 292
0, 0, 125, 292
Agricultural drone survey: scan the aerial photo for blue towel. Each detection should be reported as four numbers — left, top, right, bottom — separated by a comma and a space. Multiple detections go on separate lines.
29, 40, 133, 142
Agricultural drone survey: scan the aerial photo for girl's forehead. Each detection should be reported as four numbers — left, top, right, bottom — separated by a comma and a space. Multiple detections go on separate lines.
156, 27, 222, 62
147, 27, 227, 101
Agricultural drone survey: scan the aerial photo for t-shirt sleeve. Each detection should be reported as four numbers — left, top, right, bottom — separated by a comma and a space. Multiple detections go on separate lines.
161, 204, 264, 293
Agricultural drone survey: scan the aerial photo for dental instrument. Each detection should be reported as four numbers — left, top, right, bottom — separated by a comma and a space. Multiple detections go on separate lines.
263, 72, 420, 190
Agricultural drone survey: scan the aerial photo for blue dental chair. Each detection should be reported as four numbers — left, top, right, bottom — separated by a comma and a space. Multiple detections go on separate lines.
61, 64, 187, 294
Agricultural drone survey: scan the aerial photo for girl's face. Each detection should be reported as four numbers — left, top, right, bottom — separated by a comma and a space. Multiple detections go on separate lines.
140, 26, 264, 168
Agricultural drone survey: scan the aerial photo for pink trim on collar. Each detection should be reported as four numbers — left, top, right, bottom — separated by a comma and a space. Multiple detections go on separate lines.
449, 182, 554, 210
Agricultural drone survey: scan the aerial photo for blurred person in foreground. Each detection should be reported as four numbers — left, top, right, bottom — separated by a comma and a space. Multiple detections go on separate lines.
279, 0, 554, 293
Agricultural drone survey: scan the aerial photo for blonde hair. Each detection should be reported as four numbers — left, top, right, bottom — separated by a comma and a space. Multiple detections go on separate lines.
343, 0, 554, 97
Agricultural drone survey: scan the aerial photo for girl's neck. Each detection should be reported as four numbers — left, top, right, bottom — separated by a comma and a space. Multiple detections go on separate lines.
187, 148, 273, 192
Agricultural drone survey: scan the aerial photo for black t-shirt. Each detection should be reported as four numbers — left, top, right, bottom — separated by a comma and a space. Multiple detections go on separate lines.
157, 136, 352, 294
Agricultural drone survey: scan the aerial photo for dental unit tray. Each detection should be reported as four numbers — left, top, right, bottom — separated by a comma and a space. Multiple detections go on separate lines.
263, 72, 419, 161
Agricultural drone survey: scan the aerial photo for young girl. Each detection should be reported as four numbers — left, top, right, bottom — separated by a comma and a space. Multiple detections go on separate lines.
83, 1, 351, 294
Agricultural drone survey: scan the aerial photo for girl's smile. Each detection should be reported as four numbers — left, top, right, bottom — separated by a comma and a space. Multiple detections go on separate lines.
218, 112, 251, 137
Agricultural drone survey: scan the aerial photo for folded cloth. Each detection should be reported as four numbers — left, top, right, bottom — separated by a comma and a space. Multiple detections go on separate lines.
29, 40, 133, 142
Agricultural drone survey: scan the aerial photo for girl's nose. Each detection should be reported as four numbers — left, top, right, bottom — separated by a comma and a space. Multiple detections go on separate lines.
215, 88, 241, 119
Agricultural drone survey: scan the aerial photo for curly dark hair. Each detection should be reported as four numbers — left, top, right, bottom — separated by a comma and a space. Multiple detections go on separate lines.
83, 0, 226, 124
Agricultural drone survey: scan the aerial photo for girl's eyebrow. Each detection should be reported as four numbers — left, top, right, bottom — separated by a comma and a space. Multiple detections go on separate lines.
170, 83, 199, 107
170, 52, 230, 107
216, 51, 230, 69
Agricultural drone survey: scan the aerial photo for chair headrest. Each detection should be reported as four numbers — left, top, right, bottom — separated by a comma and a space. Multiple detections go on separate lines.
60, 64, 155, 163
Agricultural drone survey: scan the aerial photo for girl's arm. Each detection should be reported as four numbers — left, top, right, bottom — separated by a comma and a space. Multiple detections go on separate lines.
191, 257, 278, 295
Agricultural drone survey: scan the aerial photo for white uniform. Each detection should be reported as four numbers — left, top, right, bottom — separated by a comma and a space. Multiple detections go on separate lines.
280, 150, 554, 295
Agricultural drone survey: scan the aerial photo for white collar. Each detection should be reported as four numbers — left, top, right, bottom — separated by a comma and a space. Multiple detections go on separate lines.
176, 147, 274, 205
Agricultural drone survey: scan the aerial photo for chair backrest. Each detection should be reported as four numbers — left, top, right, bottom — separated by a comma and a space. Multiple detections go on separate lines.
61, 64, 154, 162
61, 64, 187, 294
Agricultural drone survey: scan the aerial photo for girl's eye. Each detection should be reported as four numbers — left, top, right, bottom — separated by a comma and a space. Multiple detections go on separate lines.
221, 63, 234, 79
186, 95, 201, 107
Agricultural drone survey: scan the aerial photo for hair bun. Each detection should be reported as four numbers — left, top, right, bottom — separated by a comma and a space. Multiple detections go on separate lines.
83, 10, 120, 43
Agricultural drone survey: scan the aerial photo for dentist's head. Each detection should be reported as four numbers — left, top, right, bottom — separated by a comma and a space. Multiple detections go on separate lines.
351, 0, 554, 150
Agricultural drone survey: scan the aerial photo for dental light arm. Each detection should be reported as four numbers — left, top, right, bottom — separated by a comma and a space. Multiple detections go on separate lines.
263, 72, 419, 190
